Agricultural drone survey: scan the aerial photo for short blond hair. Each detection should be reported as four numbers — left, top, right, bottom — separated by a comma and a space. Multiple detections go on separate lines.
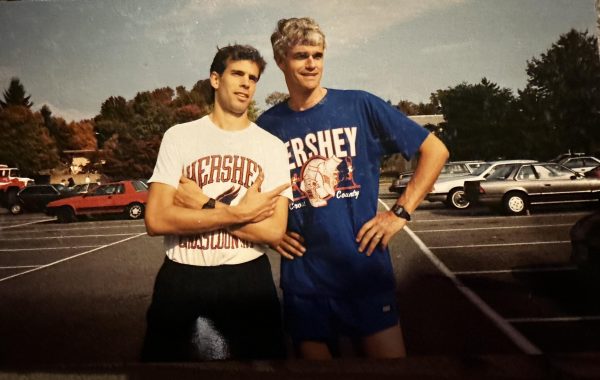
270, 17, 326, 64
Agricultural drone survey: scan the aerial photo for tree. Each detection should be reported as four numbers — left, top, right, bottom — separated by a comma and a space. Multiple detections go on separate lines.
0, 106, 59, 175
395, 100, 439, 116
101, 132, 161, 180
94, 80, 214, 180
1, 78, 33, 109
61, 120, 97, 150
519, 29, 600, 157
265, 91, 289, 107
433, 78, 522, 160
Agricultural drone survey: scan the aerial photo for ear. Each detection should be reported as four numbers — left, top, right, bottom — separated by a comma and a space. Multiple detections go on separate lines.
209, 71, 219, 90
276, 59, 286, 72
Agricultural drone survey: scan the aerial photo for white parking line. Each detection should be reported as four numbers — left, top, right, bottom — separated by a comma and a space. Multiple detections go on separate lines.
0, 232, 146, 283
1, 225, 146, 235
0, 245, 99, 253
0, 218, 56, 230
414, 212, 589, 224
0, 265, 40, 269
415, 224, 572, 233
453, 266, 577, 276
379, 199, 542, 355
429, 241, 570, 250
508, 316, 600, 323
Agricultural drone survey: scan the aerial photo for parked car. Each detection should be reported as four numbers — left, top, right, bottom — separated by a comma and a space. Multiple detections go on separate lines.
389, 160, 486, 194
464, 162, 600, 215
9, 184, 75, 215
426, 160, 537, 209
557, 156, 600, 174
46, 180, 149, 222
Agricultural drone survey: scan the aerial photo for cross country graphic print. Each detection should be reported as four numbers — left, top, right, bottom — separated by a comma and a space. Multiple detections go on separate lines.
287, 126, 361, 209
176, 154, 265, 257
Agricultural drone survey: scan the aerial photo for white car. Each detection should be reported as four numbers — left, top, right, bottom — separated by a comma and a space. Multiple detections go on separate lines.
426, 159, 538, 209
389, 160, 485, 193
558, 156, 600, 174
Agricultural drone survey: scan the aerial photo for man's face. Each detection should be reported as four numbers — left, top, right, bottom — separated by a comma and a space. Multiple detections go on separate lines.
211, 59, 259, 115
278, 44, 324, 92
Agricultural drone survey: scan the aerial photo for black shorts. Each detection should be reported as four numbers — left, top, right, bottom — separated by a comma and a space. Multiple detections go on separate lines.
141, 255, 285, 361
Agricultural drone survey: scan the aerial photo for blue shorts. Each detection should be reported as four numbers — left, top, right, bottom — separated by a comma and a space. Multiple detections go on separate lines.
283, 291, 399, 343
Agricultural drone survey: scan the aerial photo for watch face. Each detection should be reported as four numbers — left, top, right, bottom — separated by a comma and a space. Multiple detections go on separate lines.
392, 204, 410, 221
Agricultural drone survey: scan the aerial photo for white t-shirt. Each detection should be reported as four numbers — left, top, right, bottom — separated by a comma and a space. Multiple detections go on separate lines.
149, 115, 293, 266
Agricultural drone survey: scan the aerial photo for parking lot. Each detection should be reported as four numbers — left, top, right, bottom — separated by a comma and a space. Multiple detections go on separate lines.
0, 193, 599, 377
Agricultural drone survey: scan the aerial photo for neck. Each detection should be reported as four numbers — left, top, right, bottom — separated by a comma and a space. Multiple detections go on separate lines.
209, 106, 250, 131
287, 86, 327, 112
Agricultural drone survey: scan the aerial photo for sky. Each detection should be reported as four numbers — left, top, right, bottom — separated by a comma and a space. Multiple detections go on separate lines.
0, 0, 597, 122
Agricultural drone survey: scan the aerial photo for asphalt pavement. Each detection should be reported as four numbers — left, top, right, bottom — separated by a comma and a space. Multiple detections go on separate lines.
1, 189, 600, 379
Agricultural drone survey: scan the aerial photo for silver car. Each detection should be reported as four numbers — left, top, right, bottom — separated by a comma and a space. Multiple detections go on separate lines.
389, 160, 485, 194
465, 162, 600, 215
426, 159, 537, 209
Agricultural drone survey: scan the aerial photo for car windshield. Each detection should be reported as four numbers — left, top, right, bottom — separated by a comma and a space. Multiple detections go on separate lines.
92, 184, 122, 195
132, 180, 148, 192
533, 164, 576, 180
470, 163, 492, 176
71, 184, 86, 192
440, 164, 469, 175
486, 164, 517, 180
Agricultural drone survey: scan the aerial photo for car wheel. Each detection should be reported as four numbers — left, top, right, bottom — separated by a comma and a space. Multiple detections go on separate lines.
9, 203, 22, 215
447, 188, 470, 209
503, 192, 528, 215
56, 207, 76, 223
6, 189, 18, 207
126, 203, 144, 220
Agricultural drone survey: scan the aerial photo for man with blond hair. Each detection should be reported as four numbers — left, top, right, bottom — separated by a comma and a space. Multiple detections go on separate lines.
257, 17, 449, 359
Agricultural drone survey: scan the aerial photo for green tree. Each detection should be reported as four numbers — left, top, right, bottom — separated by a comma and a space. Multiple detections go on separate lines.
519, 29, 600, 157
0, 78, 33, 109
265, 91, 289, 107
433, 78, 522, 160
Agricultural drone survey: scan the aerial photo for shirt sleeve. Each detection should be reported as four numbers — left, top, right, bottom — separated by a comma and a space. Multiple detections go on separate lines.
364, 92, 431, 159
148, 127, 182, 189
263, 138, 293, 202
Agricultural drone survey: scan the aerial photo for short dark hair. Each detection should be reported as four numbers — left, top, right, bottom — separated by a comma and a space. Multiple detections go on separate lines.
208, 44, 266, 104
209, 44, 267, 78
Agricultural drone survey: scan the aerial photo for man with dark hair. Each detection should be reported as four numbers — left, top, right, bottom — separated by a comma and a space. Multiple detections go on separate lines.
257, 18, 449, 359
142, 44, 292, 361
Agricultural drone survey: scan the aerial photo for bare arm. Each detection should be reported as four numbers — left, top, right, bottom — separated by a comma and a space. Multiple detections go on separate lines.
356, 133, 449, 255
145, 173, 287, 237
170, 176, 290, 246
228, 196, 289, 247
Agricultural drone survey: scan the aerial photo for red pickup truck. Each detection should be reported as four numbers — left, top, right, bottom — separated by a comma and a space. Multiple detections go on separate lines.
0, 164, 34, 208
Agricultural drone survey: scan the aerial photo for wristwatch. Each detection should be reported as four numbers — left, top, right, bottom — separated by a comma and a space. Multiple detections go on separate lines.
391, 203, 411, 221
202, 198, 216, 209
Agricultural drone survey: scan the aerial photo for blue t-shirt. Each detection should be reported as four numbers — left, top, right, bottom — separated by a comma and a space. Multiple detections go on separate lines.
257, 89, 429, 297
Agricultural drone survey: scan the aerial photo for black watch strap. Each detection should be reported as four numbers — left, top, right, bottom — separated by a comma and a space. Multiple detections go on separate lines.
202, 198, 216, 209
391, 203, 411, 221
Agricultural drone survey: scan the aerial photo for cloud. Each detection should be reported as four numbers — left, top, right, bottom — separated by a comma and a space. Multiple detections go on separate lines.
129, 0, 468, 49
292, 0, 468, 49
420, 40, 474, 54
0, 66, 20, 89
